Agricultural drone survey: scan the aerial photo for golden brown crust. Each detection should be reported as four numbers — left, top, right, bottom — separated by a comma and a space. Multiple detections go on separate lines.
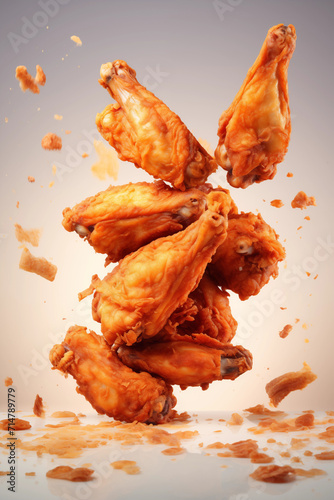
19, 247, 57, 282
46, 465, 94, 482
41, 133, 62, 151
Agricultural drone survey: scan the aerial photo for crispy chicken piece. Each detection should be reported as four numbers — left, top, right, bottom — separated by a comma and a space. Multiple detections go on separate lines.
118, 340, 252, 390
208, 212, 285, 300
215, 24, 296, 188
49, 326, 176, 424
91, 209, 228, 347
96, 60, 217, 190
62, 181, 235, 264
158, 273, 237, 344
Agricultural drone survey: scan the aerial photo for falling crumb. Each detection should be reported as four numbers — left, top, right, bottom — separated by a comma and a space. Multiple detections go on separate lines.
297, 225, 302, 231
46, 465, 94, 481
302, 323, 308, 330
280, 307, 287, 310
111, 460, 140, 474
270, 199, 284, 208
49, 181, 54, 188
52, 165, 57, 176
19, 247, 57, 282
306, 271, 311, 277
291, 191, 316, 209
5, 117, 8, 123
305, 338, 309, 343
70, 35, 82, 46
28, 176, 35, 183
4, 377, 13, 387
15, 65, 46, 94
25, 472, 36, 476
227, 413, 243, 425
33, 394, 45, 418
54, 114, 63, 120
0, 471, 10, 476
42, 133, 62, 151
265, 362, 317, 407
314, 274, 318, 280
287, 172, 293, 178
65, 130, 71, 134
16, 201, 19, 208
279, 324, 293, 339
91, 140, 119, 180
15, 223, 41, 247
304, 216, 310, 221
295, 318, 300, 324
82, 152, 89, 158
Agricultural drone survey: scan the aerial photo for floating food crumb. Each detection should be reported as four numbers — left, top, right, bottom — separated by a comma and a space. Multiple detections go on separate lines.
46, 465, 94, 481
291, 191, 316, 209
0, 471, 10, 476
0, 418, 31, 431
28, 176, 35, 183
19, 247, 57, 282
14, 223, 41, 247
270, 199, 284, 208
54, 115, 63, 120
33, 395, 45, 418
250, 464, 296, 483
91, 140, 119, 180
41, 133, 62, 151
25, 472, 36, 476
15, 65, 46, 94
287, 172, 293, 178
70, 35, 82, 46
111, 460, 140, 474
265, 362, 317, 407
4, 377, 13, 387
65, 130, 71, 134
5, 117, 8, 123
49, 181, 54, 188
279, 324, 293, 339
82, 153, 89, 158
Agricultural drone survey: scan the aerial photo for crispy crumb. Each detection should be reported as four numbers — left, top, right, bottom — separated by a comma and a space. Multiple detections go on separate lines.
70, 35, 82, 46
314, 451, 334, 460
250, 465, 296, 483
111, 460, 140, 474
54, 115, 63, 120
33, 395, 45, 418
4, 377, 13, 387
228, 439, 258, 458
205, 442, 226, 449
250, 452, 274, 464
51, 411, 77, 418
49, 181, 54, 188
295, 413, 314, 428
279, 324, 293, 339
82, 153, 89, 158
25, 472, 36, 476
294, 468, 326, 477
52, 165, 57, 176
287, 172, 293, 177
227, 413, 243, 425
46, 465, 94, 481
270, 199, 284, 208
65, 130, 72, 134
28, 176, 35, 183
41, 133, 62, 151
91, 140, 119, 180
19, 246, 57, 282
15, 65, 45, 93
0, 471, 10, 476
265, 362, 317, 407
291, 191, 316, 209
304, 216, 310, 221
161, 447, 186, 455
0, 418, 31, 431
243, 404, 285, 416
14, 223, 41, 247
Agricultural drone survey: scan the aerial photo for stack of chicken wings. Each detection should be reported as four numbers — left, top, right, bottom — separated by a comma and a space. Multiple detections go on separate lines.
50, 24, 295, 424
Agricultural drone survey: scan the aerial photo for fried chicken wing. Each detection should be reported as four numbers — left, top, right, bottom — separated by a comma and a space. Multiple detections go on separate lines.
96, 60, 217, 190
118, 340, 253, 390
215, 24, 296, 188
90, 209, 228, 346
158, 273, 237, 344
62, 181, 234, 264
49, 325, 176, 424
208, 213, 285, 300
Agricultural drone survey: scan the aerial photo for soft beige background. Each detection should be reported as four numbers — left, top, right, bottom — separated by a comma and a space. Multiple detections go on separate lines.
1, 0, 333, 414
